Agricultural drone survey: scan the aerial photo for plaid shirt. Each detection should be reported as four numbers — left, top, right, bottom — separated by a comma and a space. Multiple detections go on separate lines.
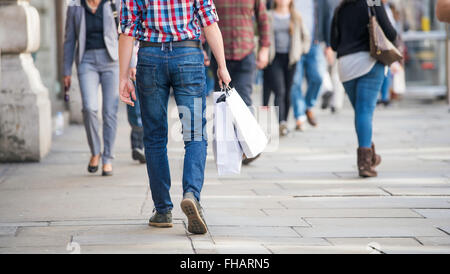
120, 0, 219, 42
214, 0, 270, 61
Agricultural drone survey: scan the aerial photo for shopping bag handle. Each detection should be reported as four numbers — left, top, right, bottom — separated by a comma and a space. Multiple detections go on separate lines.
215, 85, 233, 103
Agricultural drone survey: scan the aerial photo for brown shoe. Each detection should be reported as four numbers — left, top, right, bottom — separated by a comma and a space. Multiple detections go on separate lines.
371, 143, 382, 167
306, 110, 318, 127
357, 148, 378, 178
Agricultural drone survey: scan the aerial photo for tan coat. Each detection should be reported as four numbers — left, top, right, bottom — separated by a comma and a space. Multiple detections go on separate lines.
268, 11, 311, 66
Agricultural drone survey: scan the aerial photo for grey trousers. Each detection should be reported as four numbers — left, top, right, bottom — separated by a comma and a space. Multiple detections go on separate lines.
77, 49, 119, 165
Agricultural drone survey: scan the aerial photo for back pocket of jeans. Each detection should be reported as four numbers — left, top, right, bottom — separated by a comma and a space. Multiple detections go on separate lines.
178, 64, 205, 96
137, 64, 157, 93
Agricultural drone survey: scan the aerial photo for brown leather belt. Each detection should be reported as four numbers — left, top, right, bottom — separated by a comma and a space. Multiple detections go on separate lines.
139, 40, 202, 49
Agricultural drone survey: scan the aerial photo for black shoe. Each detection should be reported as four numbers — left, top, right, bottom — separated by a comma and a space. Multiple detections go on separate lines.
87, 165, 98, 173
149, 209, 173, 228
132, 148, 146, 164
181, 193, 207, 234
321, 91, 333, 110
102, 166, 113, 177
242, 153, 261, 166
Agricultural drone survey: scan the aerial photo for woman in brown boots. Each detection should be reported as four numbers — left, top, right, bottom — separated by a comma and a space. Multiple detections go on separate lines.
330, 0, 397, 177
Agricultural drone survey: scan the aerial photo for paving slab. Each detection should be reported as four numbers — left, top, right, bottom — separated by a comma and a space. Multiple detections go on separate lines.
208, 226, 300, 238
0, 227, 17, 236
326, 237, 421, 247
280, 197, 450, 209
413, 209, 450, 219
416, 237, 450, 246
263, 208, 421, 218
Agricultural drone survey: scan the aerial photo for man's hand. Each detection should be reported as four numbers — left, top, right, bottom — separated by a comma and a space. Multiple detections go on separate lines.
324, 47, 335, 65
64, 76, 72, 90
217, 66, 231, 89
119, 77, 136, 107
129, 68, 137, 81
257, 46, 269, 70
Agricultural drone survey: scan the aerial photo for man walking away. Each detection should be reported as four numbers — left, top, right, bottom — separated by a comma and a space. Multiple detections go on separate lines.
119, 0, 231, 234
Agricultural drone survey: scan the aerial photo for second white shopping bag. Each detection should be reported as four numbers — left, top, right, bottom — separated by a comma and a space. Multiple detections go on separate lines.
224, 87, 268, 158
212, 91, 243, 176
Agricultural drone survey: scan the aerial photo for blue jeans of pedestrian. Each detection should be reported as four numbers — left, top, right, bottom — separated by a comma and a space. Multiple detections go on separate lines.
380, 68, 392, 102
136, 45, 207, 214
127, 81, 144, 149
290, 43, 324, 119
343, 62, 386, 148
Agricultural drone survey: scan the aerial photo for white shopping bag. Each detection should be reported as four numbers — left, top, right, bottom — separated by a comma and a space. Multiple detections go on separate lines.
225, 88, 268, 158
212, 91, 243, 176
392, 65, 406, 95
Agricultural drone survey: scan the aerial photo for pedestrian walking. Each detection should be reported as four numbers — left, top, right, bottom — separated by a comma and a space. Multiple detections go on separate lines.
127, 41, 146, 164
290, 0, 329, 131
211, 0, 271, 165
63, 0, 120, 176
331, 0, 397, 177
119, 0, 231, 234
321, 0, 345, 114
263, 0, 310, 136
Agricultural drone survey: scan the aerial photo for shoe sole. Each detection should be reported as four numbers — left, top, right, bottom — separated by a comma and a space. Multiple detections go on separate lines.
149, 222, 173, 228
359, 171, 378, 178
181, 198, 207, 234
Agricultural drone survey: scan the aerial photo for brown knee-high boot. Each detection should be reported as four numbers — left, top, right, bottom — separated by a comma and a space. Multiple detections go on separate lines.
371, 143, 381, 167
357, 148, 378, 178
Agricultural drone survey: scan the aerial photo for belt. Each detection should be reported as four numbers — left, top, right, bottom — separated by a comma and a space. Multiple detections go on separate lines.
139, 40, 202, 49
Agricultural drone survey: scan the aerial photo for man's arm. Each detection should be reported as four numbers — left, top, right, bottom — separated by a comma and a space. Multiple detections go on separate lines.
195, 0, 231, 88
118, 35, 136, 106
255, 0, 270, 69
436, 0, 450, 23
203, 23, 231, 88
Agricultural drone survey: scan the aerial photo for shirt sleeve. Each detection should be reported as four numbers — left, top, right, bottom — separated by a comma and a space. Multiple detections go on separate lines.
195, 0, 219, 28
255, 0, 271, 48
120, 0, 143, 39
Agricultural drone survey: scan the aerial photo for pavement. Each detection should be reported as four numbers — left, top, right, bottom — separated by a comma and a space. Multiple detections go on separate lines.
1, 91, 450, 254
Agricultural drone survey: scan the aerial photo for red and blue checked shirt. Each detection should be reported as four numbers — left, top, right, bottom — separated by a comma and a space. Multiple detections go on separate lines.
120, 0, 219, 42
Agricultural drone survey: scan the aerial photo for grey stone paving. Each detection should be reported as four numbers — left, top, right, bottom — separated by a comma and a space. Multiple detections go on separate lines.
0, 93, 450, 254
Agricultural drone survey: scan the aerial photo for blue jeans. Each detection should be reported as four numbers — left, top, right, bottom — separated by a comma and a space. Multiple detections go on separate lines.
343, 63, 386, 148
136, 45, 207, 214
127, 81, 144, 149
290, 43, 324, 119
380, 68, 392, 102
